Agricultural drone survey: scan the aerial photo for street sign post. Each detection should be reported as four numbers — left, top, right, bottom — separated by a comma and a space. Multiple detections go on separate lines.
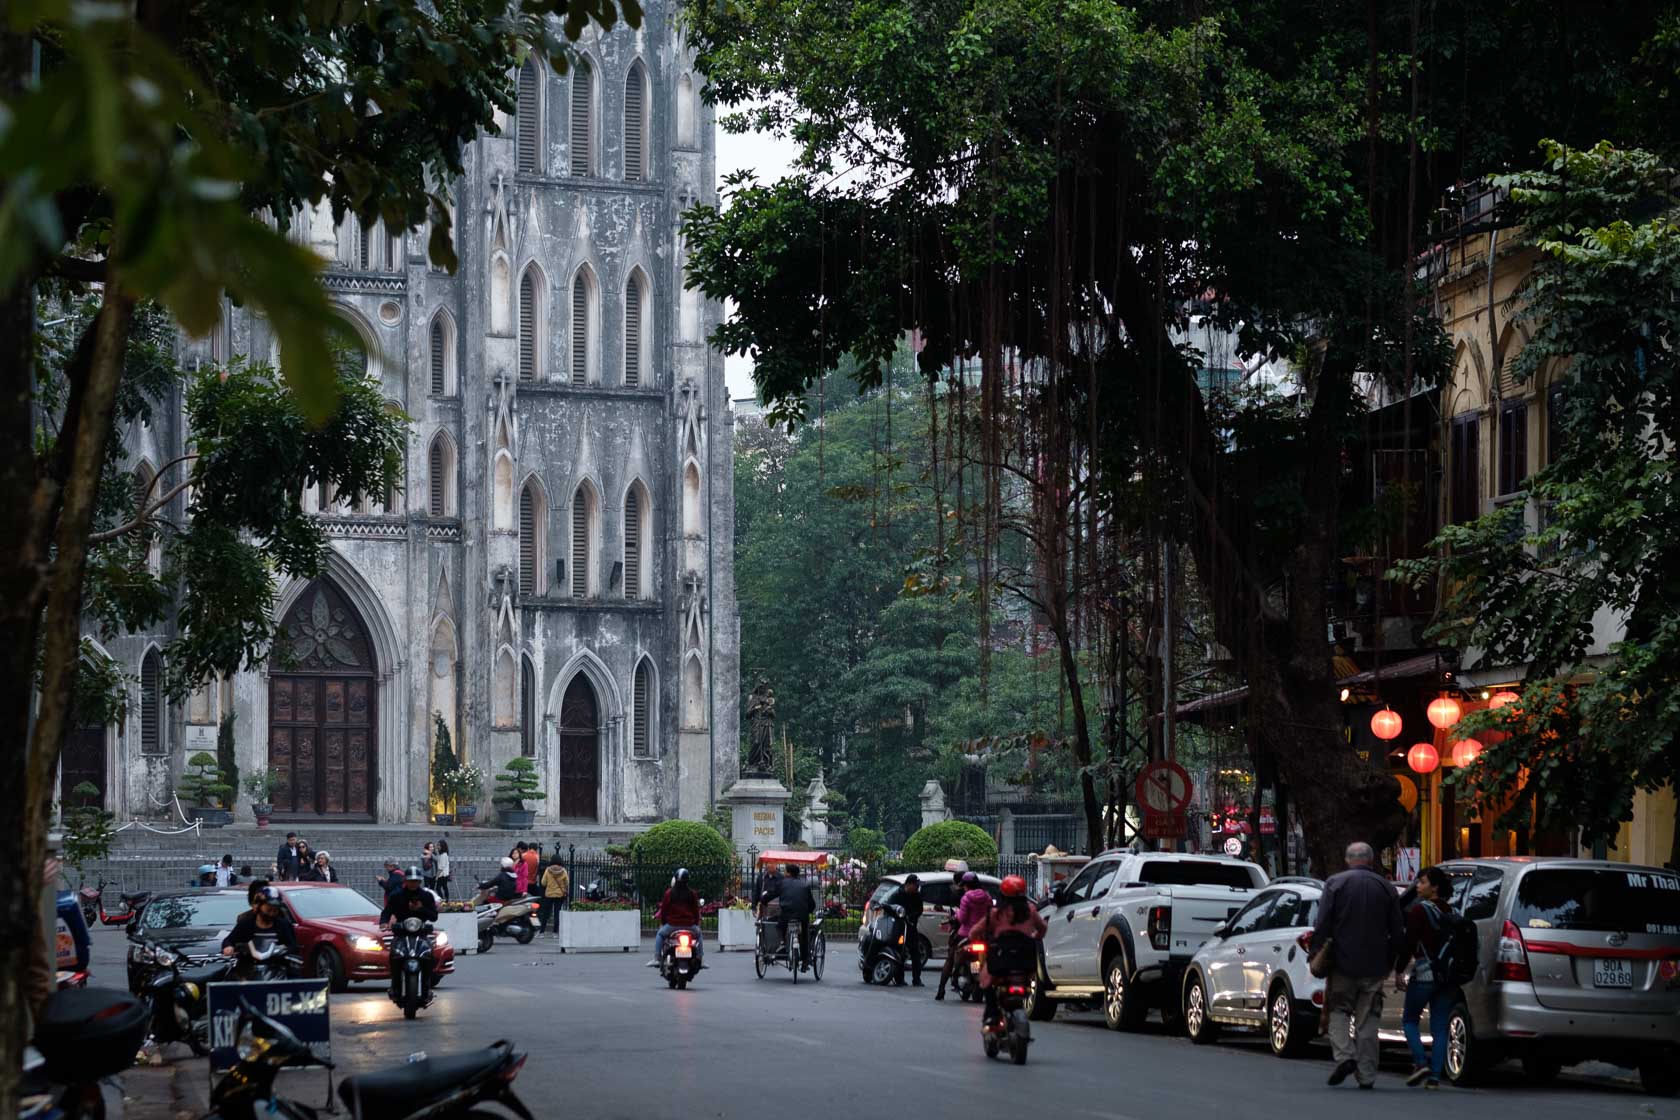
208, 977, 331, 1070
1135, 761, 1193, 841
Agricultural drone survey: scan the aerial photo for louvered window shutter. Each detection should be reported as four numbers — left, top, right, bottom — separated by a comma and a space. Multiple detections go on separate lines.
517, 61, 540, 173
624, 490, 640, 599
572, 275, 588, 384
519, 272, 536, 381
572, 494, 588, 597
429, 441, 446, 515
570, 65, 592, 176
624, 275, 641, 387
430, 318, 446, 395
633, 664, 649, 756
140, 652, 160, 754
624, 68, 644, 181
519, 486, 536, 594
357, 221, 372, 270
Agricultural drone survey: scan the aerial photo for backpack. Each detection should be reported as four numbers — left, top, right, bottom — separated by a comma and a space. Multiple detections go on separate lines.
1426, 904, 1480, 987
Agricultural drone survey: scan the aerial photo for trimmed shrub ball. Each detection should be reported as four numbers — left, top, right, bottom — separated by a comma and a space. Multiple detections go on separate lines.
629, 819, 736, 901
900, 820, 998, 869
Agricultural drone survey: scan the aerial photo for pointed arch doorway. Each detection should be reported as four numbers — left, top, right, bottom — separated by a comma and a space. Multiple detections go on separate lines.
558, 676, 599, 821
269, 580, 378, 820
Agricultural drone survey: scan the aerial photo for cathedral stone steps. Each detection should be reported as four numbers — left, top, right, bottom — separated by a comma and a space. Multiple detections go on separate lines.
106, 822, 647, 862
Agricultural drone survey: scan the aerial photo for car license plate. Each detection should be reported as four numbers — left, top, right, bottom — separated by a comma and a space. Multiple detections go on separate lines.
1593, 958, 1632, 988
675, 944, 693, 959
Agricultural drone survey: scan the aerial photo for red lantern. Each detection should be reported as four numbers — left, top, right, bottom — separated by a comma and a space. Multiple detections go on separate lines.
1490, 690, 1520, 710
1407, 742, 1439, 774
1427, 697, 1462, 730
1450, 739, 1483, 768
1370, 708, 1403, 741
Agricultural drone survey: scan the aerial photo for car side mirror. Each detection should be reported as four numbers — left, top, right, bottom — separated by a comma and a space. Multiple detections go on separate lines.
1212, 922, 1230, 938
1050, 885, 1067, 906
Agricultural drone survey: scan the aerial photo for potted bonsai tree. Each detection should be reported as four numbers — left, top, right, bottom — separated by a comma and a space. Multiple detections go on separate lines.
446, 765, 484, 827
493, 757, 544, 829
178, 751, 234, 827
243, 768, 282, 827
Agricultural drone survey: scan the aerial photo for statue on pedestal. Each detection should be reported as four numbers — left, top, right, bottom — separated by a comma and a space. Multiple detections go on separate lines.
745, 677, 777, 777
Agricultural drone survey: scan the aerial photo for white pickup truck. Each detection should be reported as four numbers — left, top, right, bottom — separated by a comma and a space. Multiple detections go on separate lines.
1026, 850, 1268, 1030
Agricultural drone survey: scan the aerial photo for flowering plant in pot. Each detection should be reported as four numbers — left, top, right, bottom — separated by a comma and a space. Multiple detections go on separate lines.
242, 769, 283, 827
442, 765, 484, 826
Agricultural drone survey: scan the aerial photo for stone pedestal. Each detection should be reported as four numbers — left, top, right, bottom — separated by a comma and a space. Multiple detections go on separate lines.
721, 776, 791, 854
799, 771, 829, 848
919, 780, 950, 829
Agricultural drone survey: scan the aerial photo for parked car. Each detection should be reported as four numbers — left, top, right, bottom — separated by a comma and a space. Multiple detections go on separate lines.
1181, 880, 1326, 1057
127, 889, 252, 994
1030, 851, 1268, 1029
1375, 858, 1680, 1094
860, 872, 1003, 966
273, 882, 456, 992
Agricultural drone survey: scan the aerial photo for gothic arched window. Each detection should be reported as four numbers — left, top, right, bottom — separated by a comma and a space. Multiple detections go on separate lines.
632, 659, 653, 758
624, 60, 648, 182
571, 483, 596, 598
570, 60, 593, 176
624, 269, 646, 387
623, 482, 650, 599
428, 311, 455, 396
571, 267, 595, 385
519, 478, 545, 594
140, 648, 164, 755
516, 59, 542, 173
519, 266, 543, 381
428, 431, 456, 517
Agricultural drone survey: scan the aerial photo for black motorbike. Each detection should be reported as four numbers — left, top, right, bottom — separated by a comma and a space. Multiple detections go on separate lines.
201, 1001, 535, 1120
858, 902, 909, 986
980, 932, 1037, 1066
234, 934, 298, 982
145, 953, 236, 1056
658, 927, 702, 989
951, 935, 985, 1002
388, 917, 438, 1018
23, 987, 148, 1120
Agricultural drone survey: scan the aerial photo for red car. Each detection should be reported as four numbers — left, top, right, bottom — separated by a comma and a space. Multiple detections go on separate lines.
272, 882, 456, 991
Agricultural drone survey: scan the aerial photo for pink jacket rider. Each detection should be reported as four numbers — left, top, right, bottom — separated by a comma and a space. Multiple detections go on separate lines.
955, 888, 992, 938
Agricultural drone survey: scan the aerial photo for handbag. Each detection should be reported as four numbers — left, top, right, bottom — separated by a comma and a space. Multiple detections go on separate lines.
1308, 935, 1334, 979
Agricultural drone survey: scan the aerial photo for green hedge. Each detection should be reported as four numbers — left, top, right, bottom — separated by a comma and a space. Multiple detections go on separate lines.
628, 820, 735, 901
900, 820, 998, 868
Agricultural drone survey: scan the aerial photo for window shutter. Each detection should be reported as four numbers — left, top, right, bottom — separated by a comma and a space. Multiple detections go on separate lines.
572, 492, 588, 597
624, 274, 641, 387
519, 486, 536, 594
521, 659, 536, 756
624, 489, 640, 599
140, 652, 160, 754
570, 64, 592, 176
429, 440, 446, 516
633, 663, 649, 757
572, 274, 588, 384
519, 271, 536, 381
517, 61, 540, 173
430, 318, 446, 395
1451, 415, 1479, 525
357, 221, 372, 271
624, 66, 644, 182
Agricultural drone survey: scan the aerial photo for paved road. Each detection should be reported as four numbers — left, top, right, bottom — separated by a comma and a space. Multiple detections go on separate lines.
90, 927, 1675, 1119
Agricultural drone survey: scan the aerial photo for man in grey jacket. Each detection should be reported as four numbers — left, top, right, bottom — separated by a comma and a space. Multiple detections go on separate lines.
1311, 841, 1404, 1089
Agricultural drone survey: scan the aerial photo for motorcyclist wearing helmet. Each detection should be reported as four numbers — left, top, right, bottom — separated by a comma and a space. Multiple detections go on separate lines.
977, 875, 1046, 1027
648, 868, 704, 968
477, 856, 520, 904
381, 865, 441, 927
222, 885, 298, 956
936, 871, 994, 1000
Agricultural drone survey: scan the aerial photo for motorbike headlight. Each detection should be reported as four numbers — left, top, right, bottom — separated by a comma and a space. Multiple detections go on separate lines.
153, 949, 176, 967
433, 931, 448, 948
236, 1027, 274, 1063
351, 936, 384, 953
133, 946, 155, 964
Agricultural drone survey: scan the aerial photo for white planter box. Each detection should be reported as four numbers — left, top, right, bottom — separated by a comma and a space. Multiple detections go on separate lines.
557, 910, 641, 953
435, 913, 479, 956
718, 908, 756, 951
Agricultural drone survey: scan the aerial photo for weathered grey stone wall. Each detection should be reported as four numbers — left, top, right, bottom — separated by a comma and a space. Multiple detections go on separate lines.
77, 3, 736, 828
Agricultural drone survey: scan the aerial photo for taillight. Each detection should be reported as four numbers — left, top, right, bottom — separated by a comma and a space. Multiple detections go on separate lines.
499, 1054, 527, 1083
1659, 960, 1679, 988
1311, 989, 1325, 1007
1148, 906, 1171, 951
676, 933, 692, 949
1006, 985, 1027, 996
1495, 920, 1532, 982
1295, 932, 1313, 954
968, 941, 986, 955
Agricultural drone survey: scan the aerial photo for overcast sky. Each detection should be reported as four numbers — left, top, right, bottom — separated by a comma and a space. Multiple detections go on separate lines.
713, 121, 800, 403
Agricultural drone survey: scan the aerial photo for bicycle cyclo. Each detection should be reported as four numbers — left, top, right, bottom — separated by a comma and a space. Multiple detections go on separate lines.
752, 850, 828, 984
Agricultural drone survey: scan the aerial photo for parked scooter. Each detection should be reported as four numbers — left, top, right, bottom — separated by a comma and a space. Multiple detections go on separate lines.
980, 932, 1037, 1065
858, 902, 910, 986
199, 1000, 536, 1120
23, 987, 148, 1120
388, 917, 438, 1019
144, 952, 236, 1056
474, 896, 538, 953
658, 928, 702, 989
80, 880, 150, 927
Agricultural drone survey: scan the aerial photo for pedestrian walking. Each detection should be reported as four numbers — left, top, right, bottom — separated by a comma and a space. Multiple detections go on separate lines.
512, 843, 531, 896
522, 842, 540, 892
378, 860, 404, 901
1311, 840, 1405, 1090
296, 840, 313, 873
421, 842, 438, 893
540, 856, 570, 935
311, 851, 340, 883
435, 838, 452, 900
1397, 866, 1460, 1089
276, 832, 300, 881
214, 854, 236, 888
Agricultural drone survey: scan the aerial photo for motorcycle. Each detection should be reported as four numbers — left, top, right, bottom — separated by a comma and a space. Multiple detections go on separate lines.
201, 1000, 535, 1120
387, 917, 438, 1019
980, 932, 1037, 1066
144, 952, 236, 1056
474, 896, 538, 953
80, 879, 150, 927
24, 987, 147, 1120
658, 928, 701, 989
233, 934, 299, 982
951, 936, 985, 1003
858, 902, 909, 986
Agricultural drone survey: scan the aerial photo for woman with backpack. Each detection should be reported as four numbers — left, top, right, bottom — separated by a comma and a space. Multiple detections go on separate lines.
1395, 865, 1461, 1089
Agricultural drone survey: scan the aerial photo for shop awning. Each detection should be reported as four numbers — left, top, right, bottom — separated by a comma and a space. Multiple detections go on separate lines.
1167, 651, 1452, 721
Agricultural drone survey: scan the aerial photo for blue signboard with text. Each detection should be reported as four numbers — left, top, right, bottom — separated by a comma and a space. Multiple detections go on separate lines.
206, 978, 331, 1072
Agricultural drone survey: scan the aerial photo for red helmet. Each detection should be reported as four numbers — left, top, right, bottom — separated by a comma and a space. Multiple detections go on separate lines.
1000, 875, 1027, 898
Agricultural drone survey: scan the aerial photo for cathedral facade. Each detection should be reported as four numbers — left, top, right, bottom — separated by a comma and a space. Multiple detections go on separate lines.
72, 10, 741, 826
